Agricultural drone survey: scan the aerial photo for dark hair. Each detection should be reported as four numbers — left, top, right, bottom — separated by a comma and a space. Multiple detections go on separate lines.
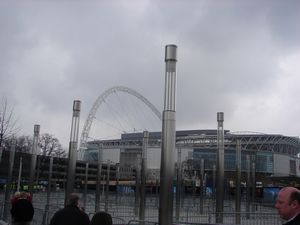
91, 211, 112, 225
67, 193, 79, 206
10, 199, 34, 222
290, 190, 300, 204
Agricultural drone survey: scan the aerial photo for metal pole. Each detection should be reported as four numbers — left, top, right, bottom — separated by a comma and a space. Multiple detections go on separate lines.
175, 148, 182, 222
180, 162, 185, 208
216, 112, 224, 223
193, 170, 197, 204
200, 158, 204, 214
135, 155, 141, 217
42, 156, 53, 225
95, 147, 102, 212
139, 131, 149, 222
102, 175, 105, 197
204, 173, 207, 201
0, 129, 3, 165
17, 157, 23, 192
159, 44, 177, 225
29, 124, 40, 195
251, 155, 256, 212
47, 157, 53, 205
3, 139, 16, 221
115, 163, 120, 203
65, 100, 81, 205
246, 154, 251, 218
212, 163, 216, 200
84, 162, 89, 209
0, 145, 2, 165
105, 161, 110, 212
36, 156, 41, 187
235, 139, 241, 224
155, 178, 159, 207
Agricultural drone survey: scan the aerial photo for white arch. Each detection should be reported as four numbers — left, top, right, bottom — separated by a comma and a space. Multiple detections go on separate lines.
78, 86, 162, 159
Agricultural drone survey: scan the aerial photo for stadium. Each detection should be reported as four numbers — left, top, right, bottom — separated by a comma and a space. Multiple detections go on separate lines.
84, 129, 300, 190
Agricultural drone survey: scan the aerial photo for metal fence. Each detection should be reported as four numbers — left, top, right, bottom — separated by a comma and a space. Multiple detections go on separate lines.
175, 212, 281, 225
0, 191, 281, 225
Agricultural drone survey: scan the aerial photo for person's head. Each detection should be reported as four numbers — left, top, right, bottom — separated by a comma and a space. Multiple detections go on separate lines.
275, 187, 300, 220
91, 211, 112, 225
11, 192, 32, 204
66, 193, 80, 207
11, 198, 34, 223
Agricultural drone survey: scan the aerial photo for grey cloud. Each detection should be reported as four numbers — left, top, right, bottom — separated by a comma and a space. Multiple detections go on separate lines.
1, 0, 300, 147
267, 0, 300, 51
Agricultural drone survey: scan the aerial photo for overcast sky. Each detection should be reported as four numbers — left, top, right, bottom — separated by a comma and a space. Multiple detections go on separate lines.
1, 0, 300, 149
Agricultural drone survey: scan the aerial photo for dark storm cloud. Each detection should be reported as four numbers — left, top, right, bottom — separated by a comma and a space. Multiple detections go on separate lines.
267, 0, 300, 51
0, 0, 299, 147
157, 0, 300, 129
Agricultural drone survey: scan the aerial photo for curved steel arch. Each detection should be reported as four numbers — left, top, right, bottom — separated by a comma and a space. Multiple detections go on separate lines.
79, 86, 162, 159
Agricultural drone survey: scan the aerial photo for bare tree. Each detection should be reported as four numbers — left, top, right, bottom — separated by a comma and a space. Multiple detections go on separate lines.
13, 133, 66, 158
0, 97, 19, 150
15, 135, 33, 153
39, 133, 66, 157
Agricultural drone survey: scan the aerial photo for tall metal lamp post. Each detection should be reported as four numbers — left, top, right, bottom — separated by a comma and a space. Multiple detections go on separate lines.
216, 112, 224, 223
159, 44, 178, 225
65, 100, 81, 205
29, 124, 40, 195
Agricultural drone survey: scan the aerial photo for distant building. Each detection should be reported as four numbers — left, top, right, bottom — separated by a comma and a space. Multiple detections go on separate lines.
85, 129, 300, 186
1, 129, 299, 190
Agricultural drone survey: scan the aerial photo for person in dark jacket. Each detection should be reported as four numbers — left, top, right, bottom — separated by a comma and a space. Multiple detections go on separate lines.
10, 192, 34, 225
275, 186, 300, 225
50, 193, 90, 225
90, 211, 112, 225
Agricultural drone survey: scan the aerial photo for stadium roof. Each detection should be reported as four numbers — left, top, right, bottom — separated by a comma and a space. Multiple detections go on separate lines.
87, 129, 300, 156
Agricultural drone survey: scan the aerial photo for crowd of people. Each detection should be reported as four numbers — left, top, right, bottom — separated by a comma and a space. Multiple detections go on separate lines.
5, 192, 112, 225
4, 187, 300, 225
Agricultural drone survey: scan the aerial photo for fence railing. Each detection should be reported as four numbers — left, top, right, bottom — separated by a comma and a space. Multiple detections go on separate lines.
175, 212, 281, 225
0, 192, 281, 225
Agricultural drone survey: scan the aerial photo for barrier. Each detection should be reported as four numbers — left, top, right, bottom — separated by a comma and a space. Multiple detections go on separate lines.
0, 192, 281, 225
127, 219, 159, 225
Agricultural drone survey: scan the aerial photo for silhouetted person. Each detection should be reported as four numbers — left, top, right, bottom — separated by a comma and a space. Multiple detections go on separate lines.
90, 212, 112, 225
10, 192, 34, 225
275, 186, 300, 225
50, 193, 90, 225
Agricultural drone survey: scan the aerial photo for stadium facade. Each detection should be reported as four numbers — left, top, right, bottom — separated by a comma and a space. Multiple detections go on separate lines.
85, 129, 300, 187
